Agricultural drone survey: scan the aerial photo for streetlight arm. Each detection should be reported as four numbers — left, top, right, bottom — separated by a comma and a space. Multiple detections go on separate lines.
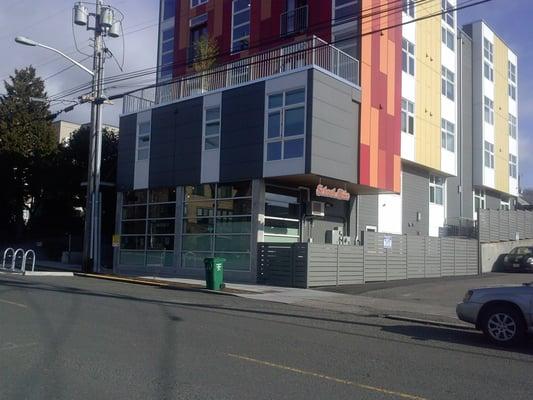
35, 42, 94, 77
15, 36, 94, 77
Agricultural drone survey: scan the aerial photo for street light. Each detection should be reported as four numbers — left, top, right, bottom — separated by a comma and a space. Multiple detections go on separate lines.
15, 36, 94, 77
16, 1, 124, 274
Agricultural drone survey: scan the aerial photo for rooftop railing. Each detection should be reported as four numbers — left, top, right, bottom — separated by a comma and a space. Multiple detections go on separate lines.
123, 36, 360, 114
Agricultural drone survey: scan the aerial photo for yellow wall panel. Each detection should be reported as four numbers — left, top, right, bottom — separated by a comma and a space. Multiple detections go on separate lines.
414, 2, 441, 170
493, 37, 509, 193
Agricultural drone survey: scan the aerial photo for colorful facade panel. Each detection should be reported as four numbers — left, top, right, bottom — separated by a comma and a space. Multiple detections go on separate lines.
359, 0, 402, 192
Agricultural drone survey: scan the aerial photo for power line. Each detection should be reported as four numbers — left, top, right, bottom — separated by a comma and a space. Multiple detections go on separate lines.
49, 0, 433, 100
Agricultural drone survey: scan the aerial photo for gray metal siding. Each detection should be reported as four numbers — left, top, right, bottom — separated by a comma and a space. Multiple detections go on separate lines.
309, 70, 360, 184
149, 103, 178, 188
448, 30, 474, 224
486, 191, 500, 210
117, 113, 137, 191
219, 82, 265, 182
358, 195, 378, 232
402, 164, 429, 236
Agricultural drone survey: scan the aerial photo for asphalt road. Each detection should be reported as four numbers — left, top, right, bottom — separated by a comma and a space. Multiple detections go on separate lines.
1, 274, 532, 400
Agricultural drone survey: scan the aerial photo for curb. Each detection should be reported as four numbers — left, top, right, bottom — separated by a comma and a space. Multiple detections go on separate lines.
73, 273, 238, 296
25, 271, 74, 277
384, 314, 475, 330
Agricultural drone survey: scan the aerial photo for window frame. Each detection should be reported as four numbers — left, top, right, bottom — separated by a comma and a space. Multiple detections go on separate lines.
509, 114, 517, 139
231, 0, 251, 53
484, 96, 494, 125
474, 188, 486, 212
402, 38, 415, 76
441, 0, 454, 28
441, 66, 455, 101
441, 118, 455, 152
484, 141, 495, 169
402, 0, 415, 18
203, 105, 221, 151
136, 121, 151, 161
441, 25, 454, 51
190, 0, 208, 8
160, 27, 175, 80
333, 0, 359, 24
401, 98, 415, 135
429, 175, 445, 206
265, 87, 307, 162
509, 154, 518, 178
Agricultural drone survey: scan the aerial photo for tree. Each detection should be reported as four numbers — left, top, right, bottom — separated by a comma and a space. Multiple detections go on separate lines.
0, 66, 56, 239
192, 36, 219, 73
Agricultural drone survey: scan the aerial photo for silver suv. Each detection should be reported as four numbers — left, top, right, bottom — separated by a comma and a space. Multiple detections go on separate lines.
457, 283, 533, 345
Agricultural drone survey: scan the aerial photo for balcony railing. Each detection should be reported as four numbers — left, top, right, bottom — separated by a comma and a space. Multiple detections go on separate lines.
280, 5, 308, 37
123, 36, 360, 114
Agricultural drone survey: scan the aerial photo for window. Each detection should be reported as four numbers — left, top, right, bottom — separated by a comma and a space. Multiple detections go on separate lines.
509, 114, 517, 139
334, 0, 358, 23
441, 0, 454, 27
190, 13, 208, 27
163, 0, 176, 20
191, 0, 207, 7
182, 182, 252, 271
429, 175, 444, 205
483, 38, 494, 82
137, 121, 151, 161
204, 106, 221, 150
231, 0, 250, 52
483, 38, 493, 63
264, 186, 301, 243
484, 141, 494, 169
509, 154, 517, 178
401, 98, 414, 135
189, 21, 207, 63
120, 189, 176, 267
333, 28, 358, 59
403, 0, 414, 17
441, 66, 455, 101
441, 26, 454, 51
483, 96, 494, 125
402, 38, 415, 76
160, 28, 174, 80
508, 61, 517, 84
474, 188, 486, 211
266, 88, 306, 161
441, 118, 455, 152
483, 61, 494, 82
500, 199, 510, 211
509, 83, 517, 100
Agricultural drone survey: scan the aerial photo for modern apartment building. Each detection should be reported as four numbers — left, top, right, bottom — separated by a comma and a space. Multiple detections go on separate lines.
115, 0, 519, 282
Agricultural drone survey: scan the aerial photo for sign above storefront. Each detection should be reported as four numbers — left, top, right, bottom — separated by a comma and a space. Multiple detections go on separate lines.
315, 184, 350, 201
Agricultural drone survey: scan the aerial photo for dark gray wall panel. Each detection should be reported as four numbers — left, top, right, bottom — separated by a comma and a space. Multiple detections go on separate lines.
117, 113, 137, 191
219, 82, 265, 182
486, 190, 501, 210
148, 98, 203, 187
402, 164, 429, 236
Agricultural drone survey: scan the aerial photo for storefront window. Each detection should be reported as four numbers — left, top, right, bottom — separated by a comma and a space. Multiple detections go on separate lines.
264, 187, 301, 243
119, 188, 176, 267
182, 182, 252, 271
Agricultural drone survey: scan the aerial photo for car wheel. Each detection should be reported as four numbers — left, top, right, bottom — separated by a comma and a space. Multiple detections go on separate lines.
481, 305, 526, 346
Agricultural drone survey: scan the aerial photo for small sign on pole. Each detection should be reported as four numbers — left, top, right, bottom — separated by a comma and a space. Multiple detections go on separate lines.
383, 235, 392, 249
112, 234, 120, 248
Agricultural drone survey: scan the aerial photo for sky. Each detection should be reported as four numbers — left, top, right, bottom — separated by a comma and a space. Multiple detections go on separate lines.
0, 0, 531, 187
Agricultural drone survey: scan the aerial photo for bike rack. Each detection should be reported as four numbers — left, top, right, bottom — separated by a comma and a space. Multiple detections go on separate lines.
1, 248, 37, 275
22, 249, 36, 273
2, 248, 15, 270
12, 248, 25, 273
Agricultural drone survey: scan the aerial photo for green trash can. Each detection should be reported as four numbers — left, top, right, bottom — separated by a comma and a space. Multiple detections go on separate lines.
204, 257, 225, 291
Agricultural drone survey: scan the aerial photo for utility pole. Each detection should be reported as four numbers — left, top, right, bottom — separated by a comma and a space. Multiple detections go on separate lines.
74, 1, 122, 273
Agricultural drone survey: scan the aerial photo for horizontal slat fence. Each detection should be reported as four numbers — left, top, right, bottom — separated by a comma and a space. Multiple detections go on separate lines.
478, 209, 533, 243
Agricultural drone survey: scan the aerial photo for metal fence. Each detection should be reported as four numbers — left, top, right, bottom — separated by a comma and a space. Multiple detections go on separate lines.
257, 232, 479, 288
123, 35, 360, 114
478, 209, 533, 243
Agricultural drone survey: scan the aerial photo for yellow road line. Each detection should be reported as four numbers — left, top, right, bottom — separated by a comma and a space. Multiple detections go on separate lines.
226, 353, 428, 400
0, 298, 28, 308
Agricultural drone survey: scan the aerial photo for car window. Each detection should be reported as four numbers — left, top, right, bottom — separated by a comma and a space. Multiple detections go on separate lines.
510, 247, 531, 255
